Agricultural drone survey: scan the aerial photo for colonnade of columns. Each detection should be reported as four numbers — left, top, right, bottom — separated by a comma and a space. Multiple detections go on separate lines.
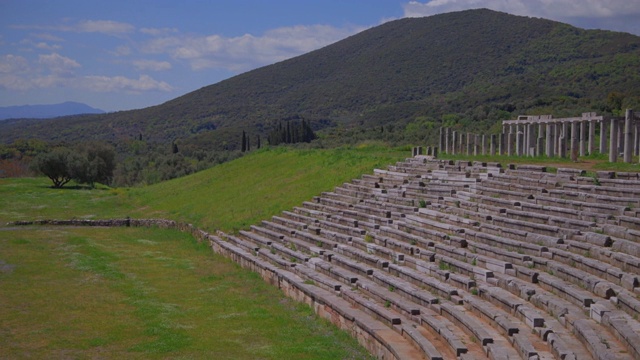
436, 111, 640, 163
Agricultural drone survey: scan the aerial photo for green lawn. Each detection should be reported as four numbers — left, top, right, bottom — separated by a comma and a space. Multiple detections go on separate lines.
1, 145, 408, 359
0, 227, 370, 359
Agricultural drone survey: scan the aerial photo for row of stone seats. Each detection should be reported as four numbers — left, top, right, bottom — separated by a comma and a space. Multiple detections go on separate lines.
370, 160, 640, 358
332, 165, 636, 358
221, 156, 640, 359
240, 200, 540, 358
239, 201, 580, 358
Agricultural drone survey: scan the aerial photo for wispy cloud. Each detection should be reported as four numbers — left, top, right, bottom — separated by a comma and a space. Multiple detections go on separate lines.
142, 24, 364, 71
76, 20, 135, 35
38, 53, 80, 74
11, 19, 135, 37
133, 59, 172, 71
140, 27, 178, 36
81, 74, 172, 92
0, 52, 171, 93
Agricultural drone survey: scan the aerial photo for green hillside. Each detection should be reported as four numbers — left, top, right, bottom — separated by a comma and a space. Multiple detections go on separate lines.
2, 9, 639, 151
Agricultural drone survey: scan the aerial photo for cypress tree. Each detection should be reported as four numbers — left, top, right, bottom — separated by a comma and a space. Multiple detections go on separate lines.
241, 131, 246, 152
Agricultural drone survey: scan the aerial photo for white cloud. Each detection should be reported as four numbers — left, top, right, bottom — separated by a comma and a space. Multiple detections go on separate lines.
403, 0, 640, 20
35, 42, 62, 51
140, 27, 178, 36
133, 59, 172, 71
143, 24, 364, 72
82, 74, 172, 92
76, 20, 135, 35
112, 45, 132, 56
38, 53, 81, 74
11, 20, 135, 37
33, 33, 65, 42
0, 54, 30, 73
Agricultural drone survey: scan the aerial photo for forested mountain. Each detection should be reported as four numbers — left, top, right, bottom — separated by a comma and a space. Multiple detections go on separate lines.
2, 9, 639, 158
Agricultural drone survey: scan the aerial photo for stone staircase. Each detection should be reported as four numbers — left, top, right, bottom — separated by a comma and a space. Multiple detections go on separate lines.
211, 156, 640, 360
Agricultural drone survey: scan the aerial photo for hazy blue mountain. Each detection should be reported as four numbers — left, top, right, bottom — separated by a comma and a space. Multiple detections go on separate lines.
0, 101, 105, 120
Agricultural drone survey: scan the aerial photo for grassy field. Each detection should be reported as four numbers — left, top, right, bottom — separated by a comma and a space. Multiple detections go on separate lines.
1, 145, 408, 359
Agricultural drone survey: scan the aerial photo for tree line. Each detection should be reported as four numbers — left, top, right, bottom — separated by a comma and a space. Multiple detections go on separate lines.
30, 142, 115, 188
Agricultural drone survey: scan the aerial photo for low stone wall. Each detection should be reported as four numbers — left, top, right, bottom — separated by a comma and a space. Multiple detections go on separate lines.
9, 218, 402, 360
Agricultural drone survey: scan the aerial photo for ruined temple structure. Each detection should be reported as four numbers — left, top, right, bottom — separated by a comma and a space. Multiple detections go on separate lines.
439, 110, 640, 163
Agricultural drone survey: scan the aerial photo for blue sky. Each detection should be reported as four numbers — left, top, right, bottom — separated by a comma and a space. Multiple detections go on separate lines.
2, 0, 639, 112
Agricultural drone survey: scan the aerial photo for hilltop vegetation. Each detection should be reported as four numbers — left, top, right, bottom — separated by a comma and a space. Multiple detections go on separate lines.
2, 9, 640, 185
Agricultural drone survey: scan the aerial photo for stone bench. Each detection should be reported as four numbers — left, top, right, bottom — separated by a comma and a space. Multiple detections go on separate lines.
387, 263, 459, 298
309, 258, 358, 285
341, 288, 402, 327
261, 220, 297, 236
399, 324, 444, 360
320, 190, 361, 205
218, 232, 260, 253
463, 296, 520, 337
293, 264, 342, 291
293, 229, 338, 250
316, 218, 365, 237
271, 215, 308, 231
356, 279, 421, 317
371, 271, 439, 307
546, 188, 639, 208
535, 194, 628, 216
270, 242, 310, 263
438, 303, 494, 347
330, 253, 374, 277
334, 244, 389, 269
419, 307, 468, 357
476, 184, 536, 202
245, 227, 278, 243
536, 273, 594, 308
572, 318, 628, 360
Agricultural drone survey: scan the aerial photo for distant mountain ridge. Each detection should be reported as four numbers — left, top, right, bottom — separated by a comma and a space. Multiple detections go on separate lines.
1, 9, 639, 149
0, 101, 105, 120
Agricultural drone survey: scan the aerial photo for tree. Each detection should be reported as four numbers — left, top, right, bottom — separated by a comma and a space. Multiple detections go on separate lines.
30, 147, 74, 188
241, 131, 247, 152
31, 142, 116, 188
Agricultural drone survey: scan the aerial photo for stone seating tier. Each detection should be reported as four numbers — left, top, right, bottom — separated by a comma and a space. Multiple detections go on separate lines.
207, 157, 640, 360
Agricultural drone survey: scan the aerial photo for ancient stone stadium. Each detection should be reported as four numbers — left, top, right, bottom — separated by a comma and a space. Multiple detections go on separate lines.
20, 154, 640, 359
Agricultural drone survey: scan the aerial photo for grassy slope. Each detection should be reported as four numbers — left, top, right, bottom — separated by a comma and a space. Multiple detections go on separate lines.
126, 146, 409, 232
0, 145, 408, 359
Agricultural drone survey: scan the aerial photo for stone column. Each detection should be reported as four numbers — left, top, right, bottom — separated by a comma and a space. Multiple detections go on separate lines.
618, 120, 624, 154
588, 120, 595, 155
459, 132, 464, 155
600, 120, 607, 154
451, 131, 457, 155
536, 123, 543, 156
507, 126, 513, 156
579, 121, 587, 157
466, 132, 471, 155
515, 125, 522, 156
481, 135, 486, 155
635, 122, 640, 156
490, 134, 496, 156
545, 123, 553, 157
624, 109, 634, 163
444, 128, 449, 154
499, 132, 504, 155
474, 134, 479, 156
571, 121, 579, 161
610, 118, 618, 162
